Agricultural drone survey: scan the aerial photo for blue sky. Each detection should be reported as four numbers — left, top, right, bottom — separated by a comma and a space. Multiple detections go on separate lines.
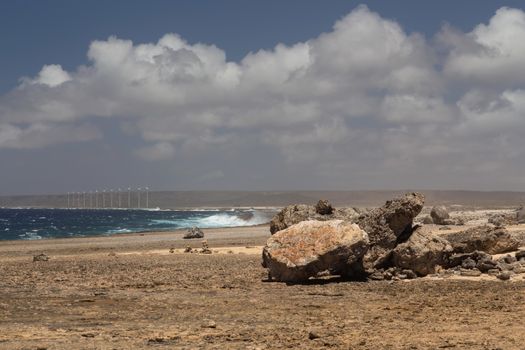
1, 1, 525, 194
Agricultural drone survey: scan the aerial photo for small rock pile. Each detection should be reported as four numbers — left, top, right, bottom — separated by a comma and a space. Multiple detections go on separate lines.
33, 253, 49, 262
262, 193, 525, 283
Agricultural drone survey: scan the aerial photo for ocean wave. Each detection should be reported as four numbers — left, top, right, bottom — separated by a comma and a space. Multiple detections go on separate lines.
151, 211, 270, 229
18, 231, 43, 240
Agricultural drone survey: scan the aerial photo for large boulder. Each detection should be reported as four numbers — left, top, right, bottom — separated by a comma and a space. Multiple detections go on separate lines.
392, 226, 452, 276
443, 225, 520, 254
262, 220, 369, 283
355, 192, 425, 270
269, 204, 361, 234
430, 206, 449, 225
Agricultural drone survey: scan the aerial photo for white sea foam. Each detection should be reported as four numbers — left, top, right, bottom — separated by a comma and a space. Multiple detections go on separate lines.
19, 231, 43, 240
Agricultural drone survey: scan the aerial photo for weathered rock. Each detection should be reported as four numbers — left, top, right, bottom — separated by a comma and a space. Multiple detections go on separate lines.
356, 192, 425, 270
430, 206, 449, 225
461, 258, 477, 270
503, 254, 517, 264
315, 199, 334, 215
262, 220, 369, 282
270, 204, 362, 234
443, 225, 520, 254
497, 271, 512, 280
183, 227, 204, 239
517, 205, 525, 223
516, 250, 525, 260
392, 226, 452, 276
446, 250, 493, 269
33, 253, 49, 262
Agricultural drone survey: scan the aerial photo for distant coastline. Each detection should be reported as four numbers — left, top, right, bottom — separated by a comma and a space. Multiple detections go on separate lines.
1, 190, 525, 209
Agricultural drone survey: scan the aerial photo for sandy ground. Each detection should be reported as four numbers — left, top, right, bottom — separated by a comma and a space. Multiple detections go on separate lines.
2, 224, 525, 349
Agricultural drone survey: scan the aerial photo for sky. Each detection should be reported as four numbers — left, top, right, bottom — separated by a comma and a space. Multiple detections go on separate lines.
1, 1, 525, 195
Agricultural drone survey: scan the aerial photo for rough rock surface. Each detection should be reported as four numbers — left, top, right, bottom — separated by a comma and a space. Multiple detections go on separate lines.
33, 253, 49, 262
443, 225, 520, 254
262, 220, 369, 282
430, 206, 449, 225
355, 192, 424, 270
269, 204, 361, 234
183, 227, 204, 239
392, 226, 452, 276
422, 216, 433, 224
315, 199, 334, 215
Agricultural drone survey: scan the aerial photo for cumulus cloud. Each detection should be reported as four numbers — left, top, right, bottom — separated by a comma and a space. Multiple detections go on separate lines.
1, 5, 525, 189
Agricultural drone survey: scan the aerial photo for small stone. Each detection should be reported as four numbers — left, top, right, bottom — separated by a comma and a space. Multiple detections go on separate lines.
33, 253, 49, 262
503, 255, 517, 264
308, 331, 320, 340
183, 246, 192, 253
439, 226, 451, 231
497, 271, 512, 280
487, 269, 500, 276
315, 199, 334, 215
169, 248, 175, 253
497, 262, 513, 271
201, 320, 217, 328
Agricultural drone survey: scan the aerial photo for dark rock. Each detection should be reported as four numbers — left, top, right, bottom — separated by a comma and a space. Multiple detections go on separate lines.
477, 259, 498, 273
33, 253, 49, 262
355, 192, 424, 270
308, 331, 321, 340
515, 250, 525, 260
315, 199, 334, 215
461, 258, 477, 270
446, 251, 492, 269
503, 254, 517, 264
487, 269, 500, 276
183, 227, 204, 239
497, 262, 513, 271
443, 225, 519, 254
439, 226, 451, 231
392, 226, 452, 276
430, 206, 449, 225
262, 220, 369, 282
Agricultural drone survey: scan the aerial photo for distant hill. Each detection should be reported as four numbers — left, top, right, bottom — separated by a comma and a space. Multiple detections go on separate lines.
1, 190, 525, 209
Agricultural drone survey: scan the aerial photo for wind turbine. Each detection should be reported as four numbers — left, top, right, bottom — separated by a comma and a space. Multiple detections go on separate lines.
128, 187, 131, 208
110, 189, 113, 208
83, 192, 86, 208
137, 187, 141, 209
102, 189, 106, 208
95, 190, 99, 209
145, 186, 149, 209
67, 192, 70, 209
118, 188, 122, 208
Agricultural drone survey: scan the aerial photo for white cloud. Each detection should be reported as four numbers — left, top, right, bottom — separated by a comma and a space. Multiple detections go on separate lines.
2, 5, 525, 189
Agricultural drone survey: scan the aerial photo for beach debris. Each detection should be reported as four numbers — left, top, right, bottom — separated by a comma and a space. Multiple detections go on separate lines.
355, 192, 424, 270
315, 199, 334, 215
443, 225, 519, 254
169, 247, 175, 253
183, 226, 204, 239
392, 226, 452, 276
269, 203, 362, 234
184, 246, 193, 253
33, 253, 49, 262
262, 220, 369, 282
200, 240, 212, 254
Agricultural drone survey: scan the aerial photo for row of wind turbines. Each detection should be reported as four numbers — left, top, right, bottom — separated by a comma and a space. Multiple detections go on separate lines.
66, 187, 150, 209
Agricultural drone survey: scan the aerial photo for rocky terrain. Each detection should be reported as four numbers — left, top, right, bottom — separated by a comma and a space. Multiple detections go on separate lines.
2, 198, 525, 349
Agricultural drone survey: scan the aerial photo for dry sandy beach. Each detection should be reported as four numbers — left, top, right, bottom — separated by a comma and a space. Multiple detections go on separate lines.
1, 224, 525, 349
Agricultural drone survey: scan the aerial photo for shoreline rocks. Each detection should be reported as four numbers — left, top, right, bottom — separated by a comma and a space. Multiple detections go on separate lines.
262, 220, 369, 283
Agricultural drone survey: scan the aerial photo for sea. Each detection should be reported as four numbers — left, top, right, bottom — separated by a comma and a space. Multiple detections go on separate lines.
0, 208, 274, 241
